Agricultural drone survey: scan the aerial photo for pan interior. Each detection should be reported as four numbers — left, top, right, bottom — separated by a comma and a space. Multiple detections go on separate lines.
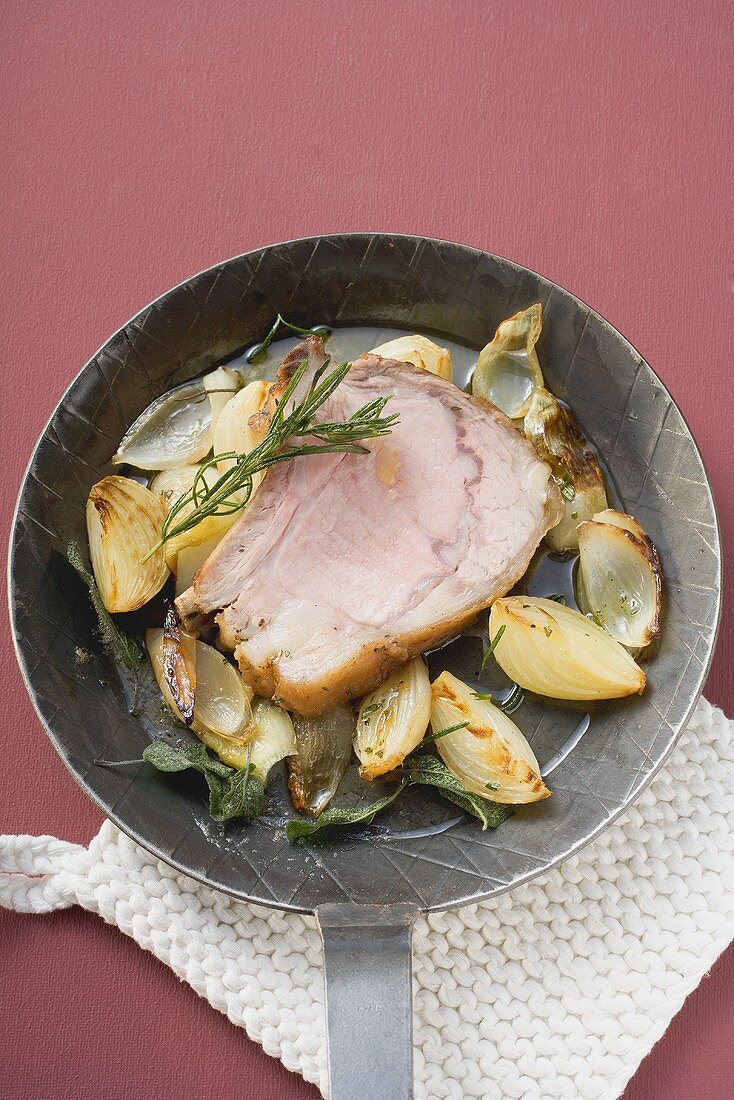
9, 235, 720, 913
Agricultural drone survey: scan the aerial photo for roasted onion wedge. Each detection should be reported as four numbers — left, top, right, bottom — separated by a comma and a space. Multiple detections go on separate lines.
86, 475, 169, 612
205, 367, 241, 433
249, 699, 297, 783
213, 379, 270, 476
471, 304, 544, 418
489, 596, 646, 700
192, 698, 296, 779
160, 605, 196, 724
577, 509, 664, 648
147, 628, 254, 744
287, 706, 354, 817
370, 334, 452, 381
524, 387, 608, 551
430, 671, 550, 804
355, 658, 431, 779
112, 367, 240, 471
151, 463, 243, 572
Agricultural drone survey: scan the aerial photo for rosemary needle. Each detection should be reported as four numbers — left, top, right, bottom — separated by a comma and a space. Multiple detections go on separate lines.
144, 357, 398, 559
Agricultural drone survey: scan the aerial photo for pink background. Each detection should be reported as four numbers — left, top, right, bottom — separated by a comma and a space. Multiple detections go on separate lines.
1, 2, 732, 1097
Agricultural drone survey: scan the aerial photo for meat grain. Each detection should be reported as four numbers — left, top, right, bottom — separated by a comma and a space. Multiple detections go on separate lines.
177, 338, 563, 715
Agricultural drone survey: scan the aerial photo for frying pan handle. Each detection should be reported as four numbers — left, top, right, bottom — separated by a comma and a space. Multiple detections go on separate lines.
316, 902, 419, 1100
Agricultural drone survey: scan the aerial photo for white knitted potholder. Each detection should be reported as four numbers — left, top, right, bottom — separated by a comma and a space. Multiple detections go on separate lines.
2, 697, 733, 1099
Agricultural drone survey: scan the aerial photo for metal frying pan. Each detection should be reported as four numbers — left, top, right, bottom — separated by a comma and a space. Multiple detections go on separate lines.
9, 234, 721, 1100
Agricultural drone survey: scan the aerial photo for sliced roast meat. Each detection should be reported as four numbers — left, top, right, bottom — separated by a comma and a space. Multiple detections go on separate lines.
177, 337, 563, 716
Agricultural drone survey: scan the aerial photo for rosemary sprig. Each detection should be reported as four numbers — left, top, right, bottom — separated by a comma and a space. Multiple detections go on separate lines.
419, 721, 469, 746
144, 357, 399, 559
246, 315, 331, 363
480, 624, 506, 669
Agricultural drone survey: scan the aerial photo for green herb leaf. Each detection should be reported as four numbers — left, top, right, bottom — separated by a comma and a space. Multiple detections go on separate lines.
207, 767, 266, 823
136, 741, 266, 822
480, 624, 506, 669
286, 780, 408, 843
360, 702, 383, 719
471, 684, 524, 713
557, 471, 576, 501
67, 541, 142, 670
246, 314, 331, 363
141, 740, 230, 775
419, 721, 469, 745
405, 755, 512, 830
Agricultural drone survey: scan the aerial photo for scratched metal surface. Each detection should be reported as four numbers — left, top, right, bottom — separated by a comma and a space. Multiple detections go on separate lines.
8, 234, 721, 912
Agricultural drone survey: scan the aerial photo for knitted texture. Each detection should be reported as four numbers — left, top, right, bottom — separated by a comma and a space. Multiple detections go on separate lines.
1, 697, 733, 1099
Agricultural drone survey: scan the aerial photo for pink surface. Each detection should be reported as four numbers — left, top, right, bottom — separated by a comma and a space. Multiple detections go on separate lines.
1, 2, 732, 1097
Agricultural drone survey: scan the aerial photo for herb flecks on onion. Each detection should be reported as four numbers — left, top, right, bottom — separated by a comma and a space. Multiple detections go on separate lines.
471, 304, 544, 418
86, 476, 169, 612
355, 658, 431, 779
370, 334, 453, 381
524, 387, 608, 552
430, 671, 550, 804
489, 596, 646, 700
577, 509, 664, 649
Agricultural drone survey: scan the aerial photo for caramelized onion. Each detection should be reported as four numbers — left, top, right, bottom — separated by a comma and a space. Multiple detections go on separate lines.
86, 475, 169, 612
355, 659, 431, 779
430, 671, 550, 804
489, 596, 646, 700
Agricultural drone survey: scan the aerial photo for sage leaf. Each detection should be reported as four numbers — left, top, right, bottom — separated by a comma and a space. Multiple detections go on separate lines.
406, 755, 512, 830
286, 780, 408, 844
67, 540, 142, 671
207, 767, 266, 822
142, 741, 230, 775
141, 741, 265, 822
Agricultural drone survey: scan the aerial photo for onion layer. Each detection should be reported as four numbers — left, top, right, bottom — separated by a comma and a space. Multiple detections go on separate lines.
287, 706, 354, 817
147, 628, 254, 744
471, 304, 544, 418
86, 475, 169, 612
151, 463, 242, 571
249, 699, 297, 783
430, 671, 550, 804
489, 596, 646, 700
186, 698, 296, 780
577, 509, 664, 648
370, 334, 453, 381
355, 658, 431, 779
213, 379, 270, 476
174, 535, 224, 597
112, 367, 239, 472
524, 388, 608, 552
